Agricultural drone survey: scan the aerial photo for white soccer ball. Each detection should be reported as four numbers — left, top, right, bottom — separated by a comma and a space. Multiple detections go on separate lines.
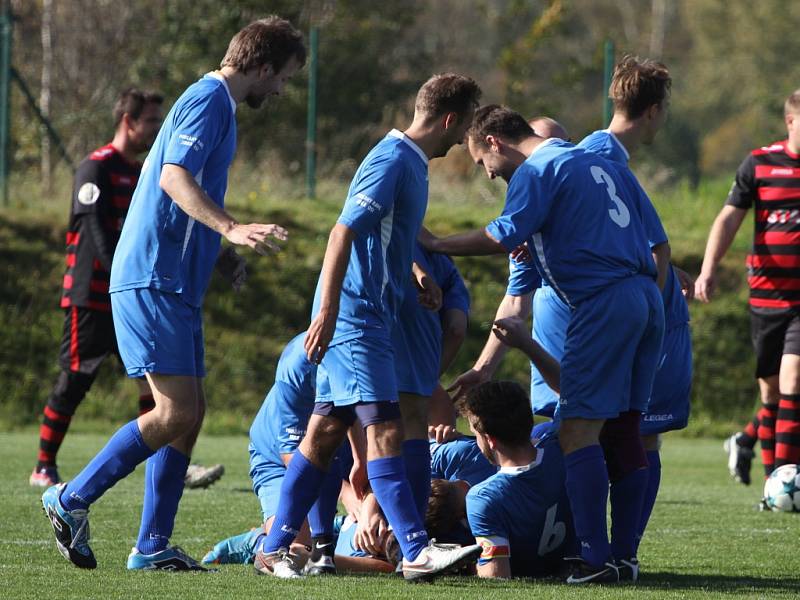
763, 464, 800, 512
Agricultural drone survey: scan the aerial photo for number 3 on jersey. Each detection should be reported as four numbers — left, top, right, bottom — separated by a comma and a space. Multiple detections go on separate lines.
591, 165, 630, 228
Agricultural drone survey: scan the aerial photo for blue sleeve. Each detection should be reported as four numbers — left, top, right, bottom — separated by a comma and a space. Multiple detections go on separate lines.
163, 90, 227, 177
467, 487, 508, 539
486, 164, 553, 251
439, 257, 470, 314
267, 383, 308, 455
430, 442, 445, 479
626, 172, 668, 248
337, 152, 405, 237
506, 254, 541, 296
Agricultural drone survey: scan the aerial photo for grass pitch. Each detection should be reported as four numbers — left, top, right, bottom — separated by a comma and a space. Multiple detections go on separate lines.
2, 432, 799, 599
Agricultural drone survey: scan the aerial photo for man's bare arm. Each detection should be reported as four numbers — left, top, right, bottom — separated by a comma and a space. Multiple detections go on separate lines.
304, 223, 357, 362
160, 163, 287, 254
695, 205, 748, 302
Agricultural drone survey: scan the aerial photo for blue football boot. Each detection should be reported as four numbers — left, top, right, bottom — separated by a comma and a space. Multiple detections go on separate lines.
127, 546, 208, 571
41, 483, 96, 569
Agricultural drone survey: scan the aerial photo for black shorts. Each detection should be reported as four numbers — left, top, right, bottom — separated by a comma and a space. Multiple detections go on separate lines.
58, 306, 121, 375
750, 308, 800, 378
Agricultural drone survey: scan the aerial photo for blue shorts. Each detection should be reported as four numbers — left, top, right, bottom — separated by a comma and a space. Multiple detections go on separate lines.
641, 323, 692, 435
249, 443, 286, 521
394, 330, 438, 397
316, 336, 398, 405
111, 288, 204, 377
531, 286, 569, 416
559, 276, 664, 420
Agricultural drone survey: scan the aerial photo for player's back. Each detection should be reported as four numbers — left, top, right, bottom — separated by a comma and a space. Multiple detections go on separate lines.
249, 333, 317, 464
493, 139, 656, 306
466, 435, 575, 577
579, 129, 689, 329
430, 435, 497, 487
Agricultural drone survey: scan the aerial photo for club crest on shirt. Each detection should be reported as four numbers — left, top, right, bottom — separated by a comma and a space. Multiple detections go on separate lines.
77, 182, 101, 206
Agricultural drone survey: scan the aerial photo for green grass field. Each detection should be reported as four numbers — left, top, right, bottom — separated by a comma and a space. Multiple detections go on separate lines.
2, 431, 799, 599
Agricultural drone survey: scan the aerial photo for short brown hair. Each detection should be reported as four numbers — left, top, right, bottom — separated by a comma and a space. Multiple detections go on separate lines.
221, 16, 306, 74
113, 88, 163, 127
609, 55, 671, 119
415, 73, 482, 119
460, 381, 533, 446
467, 104, 534, 148
785, 90, 800, 116
426, 479, 462, 538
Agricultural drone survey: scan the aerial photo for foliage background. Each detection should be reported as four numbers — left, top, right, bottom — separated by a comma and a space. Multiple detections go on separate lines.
0, 0, 787, 434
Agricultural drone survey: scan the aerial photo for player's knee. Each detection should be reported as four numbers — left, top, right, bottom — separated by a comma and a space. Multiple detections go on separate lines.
47, 371, 94, 416
157, 402, 201, 434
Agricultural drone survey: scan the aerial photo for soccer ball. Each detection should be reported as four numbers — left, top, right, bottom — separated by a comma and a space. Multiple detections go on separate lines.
763, 464, 800, 512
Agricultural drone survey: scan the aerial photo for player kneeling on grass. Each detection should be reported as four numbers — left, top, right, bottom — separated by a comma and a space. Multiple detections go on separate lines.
455, 381, 576, 579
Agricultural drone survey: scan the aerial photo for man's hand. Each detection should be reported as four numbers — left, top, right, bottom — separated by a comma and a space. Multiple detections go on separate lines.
428, 423, 459, 444
673, 266, 695, 301
412, 260, 442, 310
492, 316, 531, 350
694, 271, 716, 303
215, 246, 247, 291
225, 223, 288, 256
354, 494, 389, 556
510, 242, 532, 263
304, 307, 338, 363
447, 368, 489, 402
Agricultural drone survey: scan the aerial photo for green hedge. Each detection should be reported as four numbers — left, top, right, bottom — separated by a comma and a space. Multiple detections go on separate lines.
0, 172, 760, 436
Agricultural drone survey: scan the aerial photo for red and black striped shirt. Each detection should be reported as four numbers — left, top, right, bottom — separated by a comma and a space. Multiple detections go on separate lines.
727, 140, 800, 310
60, 144, 140, 312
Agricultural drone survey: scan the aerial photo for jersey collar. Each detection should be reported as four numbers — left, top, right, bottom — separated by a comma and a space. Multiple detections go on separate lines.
529, 137, 560, 156
498, 448, 544, 475
206, 72, 237, 114
388, 129, 429, 166
603, 129, 631, 161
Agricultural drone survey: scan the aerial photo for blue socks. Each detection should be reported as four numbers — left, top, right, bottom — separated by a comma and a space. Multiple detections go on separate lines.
136, 445, 190, 555
262, 451, 326, 553
564, 444, 611, 567
368, 456, 428, 562
402, 439, 431, 523
61, 420, 154, 512
609, 465, 648, 560
636, 450, 661, 551
308, 453, 343, 537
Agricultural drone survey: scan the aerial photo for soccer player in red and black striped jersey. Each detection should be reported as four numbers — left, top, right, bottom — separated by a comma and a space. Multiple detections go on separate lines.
29, 88, 163, 487
696, 89, 800, 486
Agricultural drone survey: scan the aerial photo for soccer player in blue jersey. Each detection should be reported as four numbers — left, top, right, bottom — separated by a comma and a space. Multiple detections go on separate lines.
422, 105, 665, 583
42, 17, 306, 571
578, 56, 692, 563
462, 381, 575, 578
254, 74, 483, 582
392, 243, 470, 521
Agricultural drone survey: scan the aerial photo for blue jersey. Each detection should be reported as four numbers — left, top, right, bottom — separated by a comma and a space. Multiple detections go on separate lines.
579, 130, 690, 328
111, 74, 237, 306
249, 333, 317, 466
394, 244, 470, 394
578, 129, 629, 165
430, 435, 497, 487
312, 130, 429, 344
485, 139, 656, 307
467, 436, 575, 577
